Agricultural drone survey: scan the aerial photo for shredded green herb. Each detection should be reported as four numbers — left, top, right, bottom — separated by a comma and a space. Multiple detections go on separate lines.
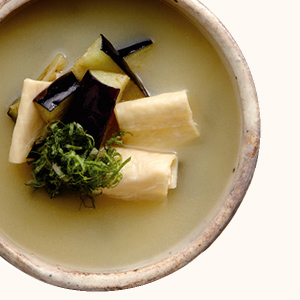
26, 121, 130, 207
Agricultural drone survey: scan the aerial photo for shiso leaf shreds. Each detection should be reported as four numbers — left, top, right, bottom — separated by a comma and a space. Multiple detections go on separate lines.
26, 121, 130, 207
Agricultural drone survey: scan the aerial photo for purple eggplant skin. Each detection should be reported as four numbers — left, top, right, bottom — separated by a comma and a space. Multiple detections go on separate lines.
117, 39, 153, 58
68, 70, 120, 148
100, 34, 149, 97
34, 71, 80, 112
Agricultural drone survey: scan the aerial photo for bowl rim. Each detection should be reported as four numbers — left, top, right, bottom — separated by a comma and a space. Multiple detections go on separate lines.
0, 0, 260, 291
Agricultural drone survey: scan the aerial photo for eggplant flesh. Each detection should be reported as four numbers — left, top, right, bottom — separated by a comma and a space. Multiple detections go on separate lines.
34, 71, 80, 123
69, 70, 129, 148
100, 34, 149, 97
7, 54, 67, 122
37, 53, 67, 81
72, 34, 149, 97
7, 98, 20, 122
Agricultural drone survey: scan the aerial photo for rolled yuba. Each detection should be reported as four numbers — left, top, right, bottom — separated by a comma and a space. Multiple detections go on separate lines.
115, 90, 199, 151
103, 147, 178, 201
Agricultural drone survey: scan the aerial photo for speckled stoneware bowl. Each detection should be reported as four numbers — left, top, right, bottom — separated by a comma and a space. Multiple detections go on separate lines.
0, 0, 260, 291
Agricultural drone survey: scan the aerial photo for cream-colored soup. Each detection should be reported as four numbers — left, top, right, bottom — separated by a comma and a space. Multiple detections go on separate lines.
0, 0, 241, 272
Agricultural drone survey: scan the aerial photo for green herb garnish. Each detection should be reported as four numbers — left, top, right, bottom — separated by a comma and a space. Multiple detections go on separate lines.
26, 121, 130, 207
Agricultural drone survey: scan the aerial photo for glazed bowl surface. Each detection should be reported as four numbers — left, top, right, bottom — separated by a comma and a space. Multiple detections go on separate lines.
0, 0, 259, 291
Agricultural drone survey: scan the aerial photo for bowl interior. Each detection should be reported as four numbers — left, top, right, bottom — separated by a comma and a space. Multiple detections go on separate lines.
0, 0, 259, 291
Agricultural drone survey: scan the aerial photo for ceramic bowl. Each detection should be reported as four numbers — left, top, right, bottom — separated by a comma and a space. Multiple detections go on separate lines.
0, 0, 260, 291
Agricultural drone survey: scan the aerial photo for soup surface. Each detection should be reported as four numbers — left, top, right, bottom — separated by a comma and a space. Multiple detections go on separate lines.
0, 0, 241, 272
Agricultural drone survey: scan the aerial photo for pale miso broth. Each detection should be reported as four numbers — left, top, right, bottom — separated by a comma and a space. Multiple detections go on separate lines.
0, 0, 241, 272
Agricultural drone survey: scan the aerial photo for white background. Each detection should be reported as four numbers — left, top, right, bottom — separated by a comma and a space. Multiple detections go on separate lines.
1, 0, 299, 299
